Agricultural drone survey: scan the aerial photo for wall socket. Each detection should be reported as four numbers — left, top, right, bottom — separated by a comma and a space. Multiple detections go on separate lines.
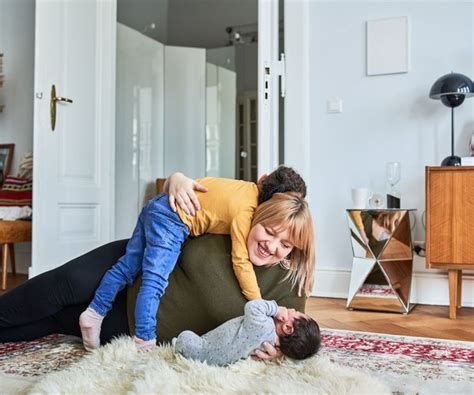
327, 98, 343, 113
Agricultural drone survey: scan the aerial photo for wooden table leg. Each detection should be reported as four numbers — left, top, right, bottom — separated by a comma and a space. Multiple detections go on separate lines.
8, 243, 16, 275
456, 270, 462, 309
448, 269, 458, 319
1, 243, 8, 291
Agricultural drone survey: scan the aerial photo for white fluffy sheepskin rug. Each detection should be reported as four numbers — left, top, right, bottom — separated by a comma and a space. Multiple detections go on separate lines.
27, 336, 388, 394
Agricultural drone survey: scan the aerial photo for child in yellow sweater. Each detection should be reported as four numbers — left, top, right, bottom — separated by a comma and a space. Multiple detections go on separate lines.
79, 167, 315, 351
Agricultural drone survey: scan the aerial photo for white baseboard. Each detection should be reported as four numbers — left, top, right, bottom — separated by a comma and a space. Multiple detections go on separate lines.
313, 269, 474, 307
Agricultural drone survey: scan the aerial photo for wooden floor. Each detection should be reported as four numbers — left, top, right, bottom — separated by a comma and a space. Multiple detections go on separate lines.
306, 297, 474, 342
0, 273, 28, 296
1, 274, 473, 342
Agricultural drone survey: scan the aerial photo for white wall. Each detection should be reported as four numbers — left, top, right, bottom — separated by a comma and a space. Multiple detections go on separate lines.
207, 45, 235, 72
0, 0, 35, 274
306, 1, 474, 306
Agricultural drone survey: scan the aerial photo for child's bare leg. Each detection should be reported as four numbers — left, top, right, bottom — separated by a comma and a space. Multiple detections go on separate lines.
79, 307, 104, 351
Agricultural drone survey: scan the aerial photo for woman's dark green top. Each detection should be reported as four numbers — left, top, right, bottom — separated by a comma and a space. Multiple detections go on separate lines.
127, 234, 306, 342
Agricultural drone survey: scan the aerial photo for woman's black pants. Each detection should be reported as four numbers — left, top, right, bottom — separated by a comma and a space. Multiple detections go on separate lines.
0, 239, 130, 343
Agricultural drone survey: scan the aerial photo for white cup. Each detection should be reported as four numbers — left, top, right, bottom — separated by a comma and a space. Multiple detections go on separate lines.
351, 188, 372, 209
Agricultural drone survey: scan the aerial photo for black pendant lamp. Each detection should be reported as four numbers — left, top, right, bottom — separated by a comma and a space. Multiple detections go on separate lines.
429, 72, 474, 166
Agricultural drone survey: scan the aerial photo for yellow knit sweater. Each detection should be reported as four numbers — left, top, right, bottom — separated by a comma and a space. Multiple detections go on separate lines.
176, 177, 261, 300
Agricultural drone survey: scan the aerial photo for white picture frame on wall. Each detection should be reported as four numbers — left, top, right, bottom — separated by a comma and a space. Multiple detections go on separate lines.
367, 16, 410, 76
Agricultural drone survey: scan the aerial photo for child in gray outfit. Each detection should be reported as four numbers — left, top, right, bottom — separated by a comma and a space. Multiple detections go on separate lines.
174, 299, 320, 366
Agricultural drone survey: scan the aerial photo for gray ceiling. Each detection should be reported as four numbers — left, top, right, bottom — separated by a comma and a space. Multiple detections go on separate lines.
117, 0, 258, 49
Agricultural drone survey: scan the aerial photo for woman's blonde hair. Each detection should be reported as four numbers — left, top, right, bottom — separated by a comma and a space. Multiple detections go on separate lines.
251, 192, 315, 297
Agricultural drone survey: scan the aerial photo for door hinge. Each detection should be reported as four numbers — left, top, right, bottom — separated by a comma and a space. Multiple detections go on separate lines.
275, 53, 286, 98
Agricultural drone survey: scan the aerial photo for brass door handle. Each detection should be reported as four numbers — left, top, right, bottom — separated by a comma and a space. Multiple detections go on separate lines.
50, 84, 73, 131
54, 96, 73, 103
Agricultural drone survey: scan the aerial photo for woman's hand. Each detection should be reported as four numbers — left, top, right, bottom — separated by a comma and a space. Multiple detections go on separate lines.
164, 172, 208, 216
251, 342, 283, 361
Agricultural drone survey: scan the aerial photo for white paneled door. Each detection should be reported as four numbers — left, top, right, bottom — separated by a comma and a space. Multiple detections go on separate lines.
31, 0, 116, 276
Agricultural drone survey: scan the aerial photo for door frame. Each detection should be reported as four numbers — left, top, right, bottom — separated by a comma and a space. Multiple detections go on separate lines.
258, 0, 280, 176
283, 0, 311, 184
258, 0, 311, 182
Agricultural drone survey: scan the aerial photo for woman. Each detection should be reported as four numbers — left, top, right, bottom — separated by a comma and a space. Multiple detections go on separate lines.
0, 173, 302, 361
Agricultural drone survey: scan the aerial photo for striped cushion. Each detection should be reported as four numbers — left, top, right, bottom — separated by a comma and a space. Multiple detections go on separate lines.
0, 176, 32, 206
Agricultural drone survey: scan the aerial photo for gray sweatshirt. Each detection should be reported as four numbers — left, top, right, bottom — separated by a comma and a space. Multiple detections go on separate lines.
175, 299, 278, 366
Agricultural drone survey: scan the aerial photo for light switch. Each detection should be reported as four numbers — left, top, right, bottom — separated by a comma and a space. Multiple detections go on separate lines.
327, 98, 343, 113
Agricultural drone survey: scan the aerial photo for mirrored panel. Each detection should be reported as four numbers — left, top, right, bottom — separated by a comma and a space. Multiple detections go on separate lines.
379, 212, 412, 260
349, 294, 407, 313
347, 211, 375, 259
379, 259, 413, 308
347, 209, 409, 258
346, 209, 416, 314
346, 257, 378, 306
348, 262, 406, 313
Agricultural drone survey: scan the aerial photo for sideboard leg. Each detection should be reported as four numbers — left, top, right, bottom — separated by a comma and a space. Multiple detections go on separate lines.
448, 270, 458, 319
456, 270, 462, 309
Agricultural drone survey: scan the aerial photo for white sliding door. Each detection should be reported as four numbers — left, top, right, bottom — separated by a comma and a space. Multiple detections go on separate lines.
164, 46, 206, 179
115, 23, 164, 239
32, 0, 116, 275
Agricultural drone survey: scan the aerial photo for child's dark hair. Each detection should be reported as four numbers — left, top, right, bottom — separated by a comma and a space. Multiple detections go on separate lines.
279, 317, 320, 360
258, 166, 307, 204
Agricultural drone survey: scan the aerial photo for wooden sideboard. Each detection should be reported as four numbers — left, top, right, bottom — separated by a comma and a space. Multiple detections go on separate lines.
425, 166, 474, 319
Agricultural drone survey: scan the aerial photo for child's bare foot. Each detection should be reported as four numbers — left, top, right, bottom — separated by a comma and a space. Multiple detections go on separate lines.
79, 307, 104, 351
133, 336, 157, 352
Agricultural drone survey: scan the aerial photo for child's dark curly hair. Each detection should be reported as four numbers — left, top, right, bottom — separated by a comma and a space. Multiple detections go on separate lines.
279, 317, 320, 360
258, 166, 307, 204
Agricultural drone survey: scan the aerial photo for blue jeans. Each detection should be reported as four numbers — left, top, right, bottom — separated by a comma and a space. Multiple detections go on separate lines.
89, 193, 189, 340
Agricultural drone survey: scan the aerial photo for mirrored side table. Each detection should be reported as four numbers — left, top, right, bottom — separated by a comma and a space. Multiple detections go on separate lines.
346, 209, 416, 314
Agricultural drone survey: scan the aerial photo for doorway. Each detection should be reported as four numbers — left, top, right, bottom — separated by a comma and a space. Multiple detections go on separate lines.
116, 0, 271, 238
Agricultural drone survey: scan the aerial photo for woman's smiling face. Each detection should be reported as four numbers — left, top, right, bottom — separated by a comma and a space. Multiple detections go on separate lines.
247, 223, 294, 266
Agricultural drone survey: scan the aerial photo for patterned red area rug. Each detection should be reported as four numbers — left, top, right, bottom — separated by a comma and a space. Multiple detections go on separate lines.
0, 330, 472, 394
0, 334, 85, 377
320, 329, 473, 394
